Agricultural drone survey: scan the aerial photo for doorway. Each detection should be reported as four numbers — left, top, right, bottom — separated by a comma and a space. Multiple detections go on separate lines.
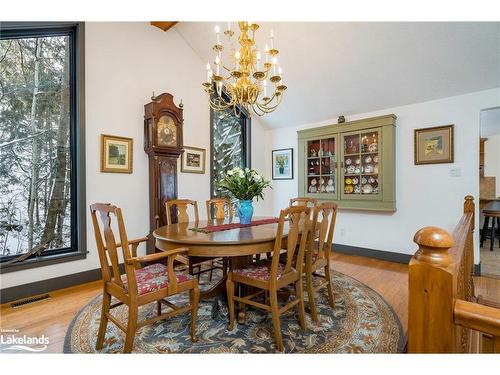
479, 107, 500, 279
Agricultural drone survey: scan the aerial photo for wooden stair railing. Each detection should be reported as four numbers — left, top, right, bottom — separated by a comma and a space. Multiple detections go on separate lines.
408, 195, 500, 353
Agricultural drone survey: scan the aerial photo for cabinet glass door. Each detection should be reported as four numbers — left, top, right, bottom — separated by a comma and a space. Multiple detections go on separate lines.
341, 129, 381, 200
305, 136, 337, 198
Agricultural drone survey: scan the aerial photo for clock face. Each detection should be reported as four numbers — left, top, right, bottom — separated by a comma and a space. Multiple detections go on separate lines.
157, 115, 177, 147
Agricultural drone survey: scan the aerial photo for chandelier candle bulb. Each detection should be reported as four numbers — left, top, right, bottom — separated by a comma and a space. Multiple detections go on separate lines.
215, 25, 220, 44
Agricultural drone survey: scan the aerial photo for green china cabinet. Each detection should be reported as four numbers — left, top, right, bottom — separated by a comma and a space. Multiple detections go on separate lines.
298, 114, 396, 211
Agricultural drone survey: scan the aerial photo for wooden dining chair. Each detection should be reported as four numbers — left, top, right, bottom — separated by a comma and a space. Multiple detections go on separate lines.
166, 199, 199, 225
226, 205, 311, 352
206, 197, 234, 221
165, 199, 222, 281
205, 198, 233, 277
90, 203, 199, 353
304, 202, 337, 322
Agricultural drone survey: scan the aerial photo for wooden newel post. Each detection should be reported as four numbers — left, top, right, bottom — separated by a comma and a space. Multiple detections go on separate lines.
463, 195, 475, 231
408, 226, 456, 353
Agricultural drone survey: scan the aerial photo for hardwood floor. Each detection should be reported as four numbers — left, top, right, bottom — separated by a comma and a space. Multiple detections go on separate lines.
0, 252, 496, 353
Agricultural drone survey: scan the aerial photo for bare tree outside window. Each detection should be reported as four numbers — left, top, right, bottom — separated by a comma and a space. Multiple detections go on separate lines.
0, 34, 73, 261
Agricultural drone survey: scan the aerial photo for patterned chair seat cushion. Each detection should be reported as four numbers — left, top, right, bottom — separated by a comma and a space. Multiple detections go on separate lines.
233, 261, 294, 282
121, 263, 192, 295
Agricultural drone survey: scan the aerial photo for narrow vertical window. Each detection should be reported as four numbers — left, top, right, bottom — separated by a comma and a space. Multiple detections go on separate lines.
210, 104, 251, 198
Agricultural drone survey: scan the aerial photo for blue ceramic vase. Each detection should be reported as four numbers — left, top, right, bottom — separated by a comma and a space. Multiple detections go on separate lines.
238, 200, 254, 225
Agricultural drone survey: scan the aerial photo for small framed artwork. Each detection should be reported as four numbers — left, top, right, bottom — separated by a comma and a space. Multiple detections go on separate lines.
100, 134, 133, 173
272, 148, 294, 180
414, 125, 454, 165
181, 146, 206, 174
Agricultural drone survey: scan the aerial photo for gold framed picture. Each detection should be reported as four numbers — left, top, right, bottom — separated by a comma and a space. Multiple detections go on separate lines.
181, 146, 206, 174
414, 124, 454, 165
100, 134, 133, 173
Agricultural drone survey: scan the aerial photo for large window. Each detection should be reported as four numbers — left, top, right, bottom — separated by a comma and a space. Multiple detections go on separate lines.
210, 104, 251, 198
0, 23, 85, 270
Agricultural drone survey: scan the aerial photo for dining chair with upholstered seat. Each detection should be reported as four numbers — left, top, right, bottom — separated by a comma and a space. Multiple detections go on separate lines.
90, 203, 199, 353
166, 199, 222, 281
226, 205, 311, 352
304, 202, 337, 322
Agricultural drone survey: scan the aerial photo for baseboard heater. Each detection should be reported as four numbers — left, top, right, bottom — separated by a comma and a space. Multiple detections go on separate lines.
11, 293, 50, 308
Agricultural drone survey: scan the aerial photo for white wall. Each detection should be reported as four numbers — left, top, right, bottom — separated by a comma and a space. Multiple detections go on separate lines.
1, 22, 267, 289
262, 89, 500, 262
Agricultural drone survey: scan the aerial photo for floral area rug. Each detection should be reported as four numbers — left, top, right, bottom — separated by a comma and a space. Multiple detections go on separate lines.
64, 270, 405, 353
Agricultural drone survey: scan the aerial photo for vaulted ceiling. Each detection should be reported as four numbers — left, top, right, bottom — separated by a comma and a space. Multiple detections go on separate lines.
175, 22, 500, 128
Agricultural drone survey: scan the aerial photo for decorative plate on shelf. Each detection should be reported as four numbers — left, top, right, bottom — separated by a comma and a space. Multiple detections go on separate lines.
364, 165, 374, 173
362, 184, 373, 194
344, 185, 354, 194
354, 185, 361, 194
345, 178, 352, 185
355, 158, 361, 165
368, 177, 376, 184
345, 158, 352, 165
361, 177, 367, 184
352, 177, 359, 185
368, 143, 378, 152
347, 165, 356, 174
373, 155, 379, 163
365, 156, 372, 163
309, 185, 317, 193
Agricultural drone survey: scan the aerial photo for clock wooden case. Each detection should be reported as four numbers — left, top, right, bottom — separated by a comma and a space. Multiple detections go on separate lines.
144, 93, 184, 253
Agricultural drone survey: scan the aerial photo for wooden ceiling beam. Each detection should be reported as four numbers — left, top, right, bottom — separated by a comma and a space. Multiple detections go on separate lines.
151, 22, 178, 32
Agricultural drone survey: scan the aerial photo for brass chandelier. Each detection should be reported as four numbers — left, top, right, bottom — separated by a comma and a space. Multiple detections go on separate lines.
203, 21, 286, 116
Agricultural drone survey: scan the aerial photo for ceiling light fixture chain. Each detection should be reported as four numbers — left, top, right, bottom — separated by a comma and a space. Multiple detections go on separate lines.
203, 21, 286, 117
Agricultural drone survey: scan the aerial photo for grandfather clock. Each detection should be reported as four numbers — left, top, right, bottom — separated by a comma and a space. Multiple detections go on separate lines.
144, 93, 183, 253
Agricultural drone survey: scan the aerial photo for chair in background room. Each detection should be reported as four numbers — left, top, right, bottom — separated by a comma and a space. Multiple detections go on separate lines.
304, 202, 337, 322
226, 205, 311, 351
90, 203, 199, 353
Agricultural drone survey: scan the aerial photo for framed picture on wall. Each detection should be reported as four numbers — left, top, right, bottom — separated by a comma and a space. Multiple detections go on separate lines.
414, 124, 454, 165
100, 134, 133, 173
272, 148, 294, 180
181, 146, 206, 174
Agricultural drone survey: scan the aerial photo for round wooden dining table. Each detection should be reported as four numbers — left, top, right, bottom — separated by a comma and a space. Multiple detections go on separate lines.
153, 216, 289, 300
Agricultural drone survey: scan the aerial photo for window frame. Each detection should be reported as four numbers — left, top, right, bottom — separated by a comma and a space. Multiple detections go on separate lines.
209, 98, 251, 200
0, 22, 86, 273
